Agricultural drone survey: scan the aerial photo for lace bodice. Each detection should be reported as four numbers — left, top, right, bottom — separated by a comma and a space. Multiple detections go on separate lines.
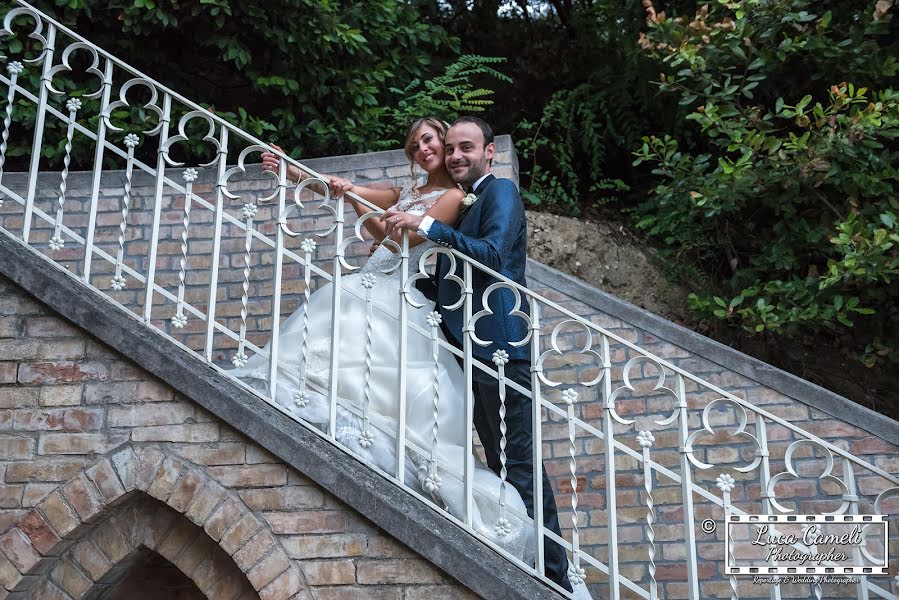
361, 185, 448, 277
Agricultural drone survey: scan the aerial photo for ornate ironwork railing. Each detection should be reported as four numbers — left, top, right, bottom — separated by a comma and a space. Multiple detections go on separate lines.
0, 2, 897, 599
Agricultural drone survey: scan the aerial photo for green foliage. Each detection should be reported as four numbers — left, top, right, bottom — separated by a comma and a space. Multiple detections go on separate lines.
0, 0, 459, 166
634, 0, 899, 366
381, 55, 511, 146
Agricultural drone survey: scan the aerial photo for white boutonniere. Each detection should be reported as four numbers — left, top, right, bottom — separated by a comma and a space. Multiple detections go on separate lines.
462, 192, 478, 207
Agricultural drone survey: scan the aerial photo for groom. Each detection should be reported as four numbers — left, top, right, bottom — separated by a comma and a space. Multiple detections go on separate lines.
383, 116, 572, 592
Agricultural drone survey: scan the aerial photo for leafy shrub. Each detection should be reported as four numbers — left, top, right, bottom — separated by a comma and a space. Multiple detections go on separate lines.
634, 0, 899, 366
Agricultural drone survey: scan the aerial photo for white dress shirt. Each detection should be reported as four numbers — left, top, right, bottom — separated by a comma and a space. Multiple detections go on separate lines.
417, 173, 491, 237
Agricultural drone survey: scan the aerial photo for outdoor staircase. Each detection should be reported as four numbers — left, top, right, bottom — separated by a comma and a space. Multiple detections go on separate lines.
1, 2, 897, 599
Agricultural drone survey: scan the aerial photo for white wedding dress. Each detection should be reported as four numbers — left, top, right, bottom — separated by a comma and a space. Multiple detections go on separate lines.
231, 185, 535, 560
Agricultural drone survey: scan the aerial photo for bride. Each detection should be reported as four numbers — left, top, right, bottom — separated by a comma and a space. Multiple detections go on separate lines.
232, 117, 536, 562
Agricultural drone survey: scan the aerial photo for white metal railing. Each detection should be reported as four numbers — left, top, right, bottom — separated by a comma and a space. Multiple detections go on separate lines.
0, 2, 897, 599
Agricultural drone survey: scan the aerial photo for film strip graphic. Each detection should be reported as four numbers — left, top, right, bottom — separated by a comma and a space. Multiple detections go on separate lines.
725, 514, 889, 576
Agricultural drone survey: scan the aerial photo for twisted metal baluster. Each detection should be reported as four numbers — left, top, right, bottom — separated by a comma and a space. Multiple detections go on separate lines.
493, 350, 512, 537
638, 431, 658, 600
292, 238, 317, 409
171, 168, 198, 329
717, 474, 739, 600
423, 310, 443, 494
48, 97, 80, 252
564, 388, 585, 587
231, 202, 257, 368
0, 61, 24, 205
110, 133, 139, 291
357, 273, 377, 449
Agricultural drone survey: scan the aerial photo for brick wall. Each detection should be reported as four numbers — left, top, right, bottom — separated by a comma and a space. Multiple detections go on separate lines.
0, 274, 477, 600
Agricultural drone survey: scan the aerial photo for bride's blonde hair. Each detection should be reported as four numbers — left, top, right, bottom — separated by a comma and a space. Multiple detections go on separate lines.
404, 117, 449, 180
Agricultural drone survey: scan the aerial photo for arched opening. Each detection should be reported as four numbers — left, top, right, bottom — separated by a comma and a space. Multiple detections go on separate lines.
87, 547, 206, 600
18, 494, 256, 599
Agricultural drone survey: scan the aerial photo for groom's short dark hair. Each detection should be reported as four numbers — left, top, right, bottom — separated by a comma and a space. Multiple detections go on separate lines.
451, 116, 494, 146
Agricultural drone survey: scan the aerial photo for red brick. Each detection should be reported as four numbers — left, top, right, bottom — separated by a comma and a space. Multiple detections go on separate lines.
0, 551, 21, 590
13, 408, 103, 431
203, 497, 243, 542
263, 511, 346, 535
0, 363, 16, 384
219, 514, 263, 555
70, 539, 111, 581
38, 432, 129, 455
16, 361, 108, 384
185, 480, 227, 525
50, 558, 91, 598
19, 510, 60, 555
259, 567, 302, 600
248, 550, 291, 590
85, 459, 126, 505
134, 447, 165, 490
167, 469, 205, 513
233, 531, 275, 570
208, 465, 287, 488
0, 436, 34, 460
61, 474, 104, 522
146, 457, 185, 502
38, 386, 82, 407
0, 528, 41, 574
171, 442, 246, 465
299, 559, 355, 586
107, 402, 195, 427
131, 423, 219, 443
355, 559, 445, 585
5, 459, 87, 483
38, 490, 81, 538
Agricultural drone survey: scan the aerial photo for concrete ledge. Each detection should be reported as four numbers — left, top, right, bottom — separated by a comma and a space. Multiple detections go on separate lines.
300, 134, 514, 173
0, 228, 564, 600
526, 259, 899, 447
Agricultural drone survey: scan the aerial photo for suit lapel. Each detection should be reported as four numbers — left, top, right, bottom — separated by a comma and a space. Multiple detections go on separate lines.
457, 174, 496, 226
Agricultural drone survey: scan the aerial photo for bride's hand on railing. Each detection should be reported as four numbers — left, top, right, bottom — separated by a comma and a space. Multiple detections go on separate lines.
328, 176, 355, 199
261, 143, 304, 184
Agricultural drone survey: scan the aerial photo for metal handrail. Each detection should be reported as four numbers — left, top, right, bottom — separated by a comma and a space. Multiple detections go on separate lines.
0, 3, 896, 599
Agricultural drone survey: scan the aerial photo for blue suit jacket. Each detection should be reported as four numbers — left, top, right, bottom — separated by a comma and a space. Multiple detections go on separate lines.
424, 174, 531, 362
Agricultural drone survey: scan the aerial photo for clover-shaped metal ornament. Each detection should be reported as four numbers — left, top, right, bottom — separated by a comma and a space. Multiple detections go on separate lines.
1, 7, 51, 66
469, 282, 532, 348
402, 247, 465, 310
44, 42, 104, 99
535, 319, 605, 388
101, 77, 166, 136
337, 210, 397, 273
278, 176, 335, 239
161, 110, 222, 168
766, 439, 851, 515
684, 397, 763, 472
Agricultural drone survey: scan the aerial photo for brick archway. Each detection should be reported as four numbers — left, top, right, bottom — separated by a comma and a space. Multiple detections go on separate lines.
1, 445, 303, 599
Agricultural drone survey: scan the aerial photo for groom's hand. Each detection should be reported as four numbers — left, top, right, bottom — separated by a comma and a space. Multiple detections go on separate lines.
381, 210, 424, 241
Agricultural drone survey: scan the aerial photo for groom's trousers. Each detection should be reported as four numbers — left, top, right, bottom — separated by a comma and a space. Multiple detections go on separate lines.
469, 357, 573, 592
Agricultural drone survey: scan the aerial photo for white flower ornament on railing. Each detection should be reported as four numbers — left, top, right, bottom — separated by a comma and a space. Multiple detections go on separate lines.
357, 429, 374, 449
292, 390, 310, 409
562, 387, 579, 405
568, 564, 586, 586
423, 471, 442, 493
300, 238, 317, 254
231, 352, 248, 368
182, 167, 198, 182
170, 313, 187, 329
716, 473, 736, 494
492, 349, 509, 366
6, 61, 24, 75
637, 430, 656, 448
426, 311, 442, 328
494, 517, 512, 538
110, 274, 126, 291
241, 203, 258, 220
123, 132, 139, 148
361, 273, 377, 289
47, 234, 64, 251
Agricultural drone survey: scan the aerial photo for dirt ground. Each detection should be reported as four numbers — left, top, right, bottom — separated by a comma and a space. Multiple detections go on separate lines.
526, 211, 896, 418
527, 212, 690, 322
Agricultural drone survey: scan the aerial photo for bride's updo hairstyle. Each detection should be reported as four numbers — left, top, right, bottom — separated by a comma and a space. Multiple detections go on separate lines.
403, 117, 449, 179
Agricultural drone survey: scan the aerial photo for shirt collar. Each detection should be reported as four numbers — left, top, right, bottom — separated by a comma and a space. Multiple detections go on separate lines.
471, 173, 491, 194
